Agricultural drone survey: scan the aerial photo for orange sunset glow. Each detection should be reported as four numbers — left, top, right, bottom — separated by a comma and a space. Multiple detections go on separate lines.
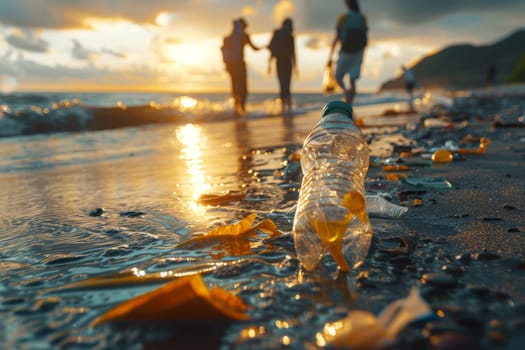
1, 1, 524, 93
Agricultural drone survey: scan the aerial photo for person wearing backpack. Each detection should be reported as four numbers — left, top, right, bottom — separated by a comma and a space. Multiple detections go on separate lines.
221, 18, 260, 116
268, 18, 297, 115
327, 0, 368, 105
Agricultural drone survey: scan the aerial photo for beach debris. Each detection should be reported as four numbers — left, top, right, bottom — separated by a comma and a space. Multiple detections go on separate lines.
431, 149, 453, 163
366, 194, 408, 218
412, 198, 423, 207
89, 207, 104, 217
317, 287, 433, 349
198, 190, 246, 205
405, 177, 452, 189
90, 274, 249, 327
456, 137, 490, 155
175, 214, 282, 257
382, 164, 411, 172
423, 118, 454, 129
381, 108, 417, 116
421, 272, 458, 288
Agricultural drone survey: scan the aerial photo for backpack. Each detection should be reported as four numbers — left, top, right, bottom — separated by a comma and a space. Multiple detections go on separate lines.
340, 13, 367, 53
221, 34, 242, 66
268, 30, 293, 60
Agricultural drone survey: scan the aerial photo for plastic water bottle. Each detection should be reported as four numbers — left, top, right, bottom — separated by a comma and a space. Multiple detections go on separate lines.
292, 101, 372, 272
366, 194, 408, 218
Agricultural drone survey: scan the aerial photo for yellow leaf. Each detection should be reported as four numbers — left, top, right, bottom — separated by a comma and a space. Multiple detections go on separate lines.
208, 214, 257, 237
90, 274, 249, 327
175, 214, 281, 257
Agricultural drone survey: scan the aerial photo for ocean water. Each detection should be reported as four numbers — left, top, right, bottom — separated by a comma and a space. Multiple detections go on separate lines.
0, 91, 426, 138
0, 91, 428, 349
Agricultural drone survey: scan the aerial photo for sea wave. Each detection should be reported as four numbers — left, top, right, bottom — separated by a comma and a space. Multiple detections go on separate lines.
0, 98, 249, 138
0, 91, 423, 138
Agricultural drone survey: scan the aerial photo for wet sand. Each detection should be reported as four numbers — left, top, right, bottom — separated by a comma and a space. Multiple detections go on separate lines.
1, 92, 524, 349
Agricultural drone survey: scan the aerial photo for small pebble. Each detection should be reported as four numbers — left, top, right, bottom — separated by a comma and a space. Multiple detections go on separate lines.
89, 207, 104, 216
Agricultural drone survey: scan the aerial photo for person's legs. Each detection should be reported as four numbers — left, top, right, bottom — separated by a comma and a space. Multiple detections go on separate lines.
277, 60, 292, 115
335, 54, 350, 100
346, 50, 363, 105
347, 78, 356, 104
239, 63, 248, 115
231, 62, 248, 116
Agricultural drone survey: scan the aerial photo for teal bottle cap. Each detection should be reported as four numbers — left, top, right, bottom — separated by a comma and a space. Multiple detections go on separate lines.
322, 100, 353, 119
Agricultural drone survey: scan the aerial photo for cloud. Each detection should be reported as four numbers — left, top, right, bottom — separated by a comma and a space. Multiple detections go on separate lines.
361, 0, 525, 25
101, 48, 127, 59
4, 29, 49, 52
304, 36, 327, 50
0, 0, 193, 29
72, 39, 99, 61
273, 0, 293, 25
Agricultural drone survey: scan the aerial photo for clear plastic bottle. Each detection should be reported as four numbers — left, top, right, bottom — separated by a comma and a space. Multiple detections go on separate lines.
292, 101, 372, 272
366, 194, 408, 218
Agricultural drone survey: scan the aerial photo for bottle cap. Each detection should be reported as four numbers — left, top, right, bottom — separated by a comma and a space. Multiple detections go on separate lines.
322, 101, 353, 119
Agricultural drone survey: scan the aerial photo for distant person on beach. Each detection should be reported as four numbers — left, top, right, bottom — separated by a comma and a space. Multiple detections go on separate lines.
221, 18, 261, 116
268, 18, 297, 116
486, 63, 496, 87
327, 0, 368, 105
402, 65, 416, 110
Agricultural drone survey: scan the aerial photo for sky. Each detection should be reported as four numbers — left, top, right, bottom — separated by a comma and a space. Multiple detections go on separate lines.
0, 0, 524, 93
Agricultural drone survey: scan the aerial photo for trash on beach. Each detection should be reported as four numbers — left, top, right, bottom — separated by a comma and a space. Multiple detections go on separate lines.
322, 63, 337, 93
317, 287, 433, 350
198, 190, 246, 205
456, 137, 490, 155
366, 194, 408, 218
293, 102, 371, 273
423, 118, 454, 129
381, 108, 417, 116
175, 214, 282, 257
382, 164, 411, 172
384, 173, 409, 181
90, 274, 249, 327
412, 198, 423, 207
405, 177, 452, 189
431, 149, 454, 163
306, 191, 370, 272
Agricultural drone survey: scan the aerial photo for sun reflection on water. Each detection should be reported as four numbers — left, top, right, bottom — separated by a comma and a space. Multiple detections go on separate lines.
175, 124, 211, 213
173, 96, 198, 110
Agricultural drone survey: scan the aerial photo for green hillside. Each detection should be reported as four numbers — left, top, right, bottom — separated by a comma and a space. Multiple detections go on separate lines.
380, 28, 525, 91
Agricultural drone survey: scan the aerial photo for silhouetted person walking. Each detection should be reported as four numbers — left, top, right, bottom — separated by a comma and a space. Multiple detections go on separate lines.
402, 65, 416, 110
486, 64, 496, 87
268, 18, 297, 115
328, 0, 368, 105
221, 18, 260, 116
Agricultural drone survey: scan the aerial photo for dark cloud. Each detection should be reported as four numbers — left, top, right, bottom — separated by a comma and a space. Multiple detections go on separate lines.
300, 0, 525, 29
361, 0, 525, 25
4, 30, 49, 52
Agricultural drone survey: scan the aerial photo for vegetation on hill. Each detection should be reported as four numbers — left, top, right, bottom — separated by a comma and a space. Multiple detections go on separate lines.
380, 28, 525, 91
